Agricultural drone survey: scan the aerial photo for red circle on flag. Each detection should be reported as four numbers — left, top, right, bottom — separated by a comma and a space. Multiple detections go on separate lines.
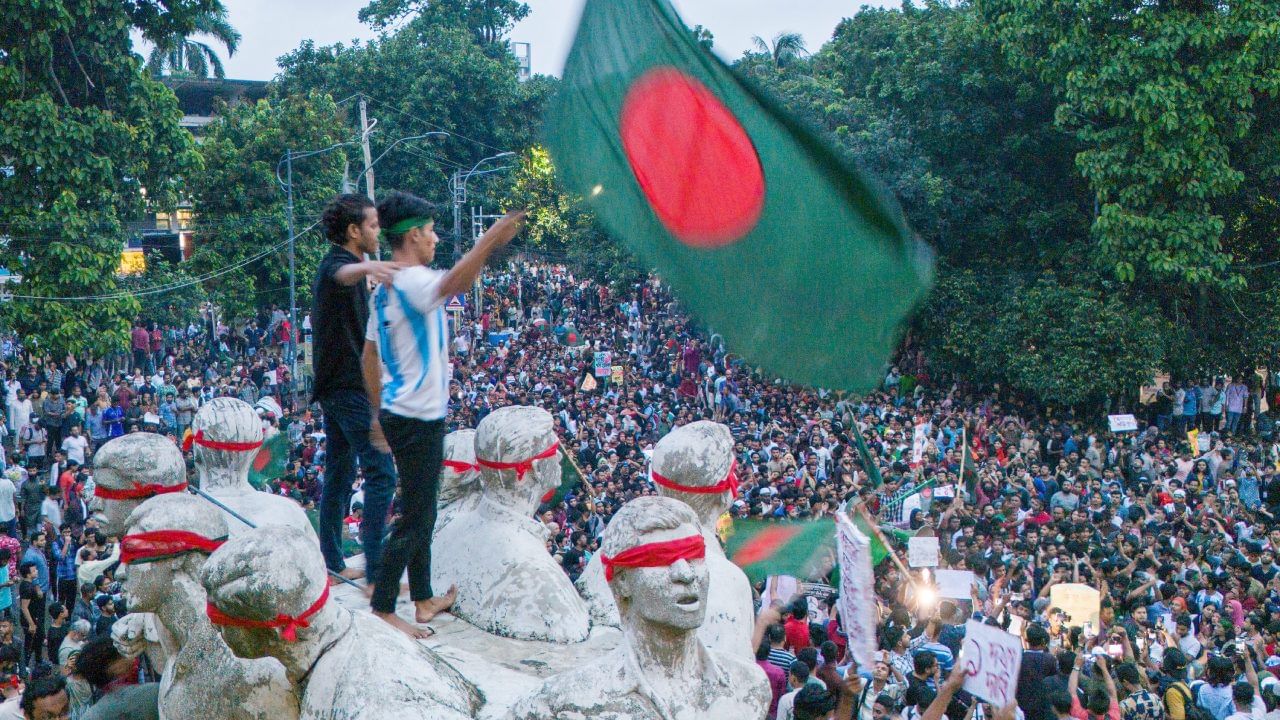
619, 67, 765, 248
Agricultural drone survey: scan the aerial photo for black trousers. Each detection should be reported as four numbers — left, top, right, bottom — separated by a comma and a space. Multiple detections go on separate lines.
371, 413, 445, 614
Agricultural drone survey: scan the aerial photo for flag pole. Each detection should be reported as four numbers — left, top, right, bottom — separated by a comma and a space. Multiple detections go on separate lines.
186, 485, 364, 592
853, 501, 917, 588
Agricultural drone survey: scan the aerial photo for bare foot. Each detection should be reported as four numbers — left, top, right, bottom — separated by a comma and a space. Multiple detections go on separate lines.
362, 582, 375, 599
339, 567, 365, 580
415, 585, 458, 624
373, 610, 435, 639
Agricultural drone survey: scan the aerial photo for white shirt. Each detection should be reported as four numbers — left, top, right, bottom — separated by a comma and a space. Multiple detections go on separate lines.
42, 495, 62, 529
777, 687, 801, 720
365, 266, 450, 422
0, 695, 22, 720
61, 434, 88, 465
0, 478, 15, 522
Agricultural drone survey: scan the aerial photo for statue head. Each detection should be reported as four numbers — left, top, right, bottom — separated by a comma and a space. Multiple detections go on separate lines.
438, 429, 480, 507
475, 406, 561, 508
189, 398, 264, 483
91, 433, 186, 535
650, 421, 737, 522
201, 525, 330, 661
601, 496, 708, 632
121, 493, 228, 614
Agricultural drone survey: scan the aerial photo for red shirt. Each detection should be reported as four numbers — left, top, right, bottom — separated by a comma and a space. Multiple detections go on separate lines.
784, 616, 811, 652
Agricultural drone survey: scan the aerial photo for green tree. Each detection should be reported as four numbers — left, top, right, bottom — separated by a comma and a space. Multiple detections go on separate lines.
749, 32, 808, 68
0, 0, 210, 357
358, 0, 529, 45
977, 0, 1280, 290
184, 94, 349, 320
276, 15, 550, 240
144, 4, 241, 79
121, 257, 208, 329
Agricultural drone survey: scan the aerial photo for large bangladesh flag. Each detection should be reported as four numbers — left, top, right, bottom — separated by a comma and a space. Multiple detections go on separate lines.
545, 0, 934, 391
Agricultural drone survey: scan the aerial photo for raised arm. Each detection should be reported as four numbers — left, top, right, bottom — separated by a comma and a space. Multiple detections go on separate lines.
435, 212, 526, 301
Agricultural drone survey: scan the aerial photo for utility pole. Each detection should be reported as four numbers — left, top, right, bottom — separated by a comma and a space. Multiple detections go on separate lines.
451, 170, 464, 264
284, 149, 299, 410
359, 98, 379, 260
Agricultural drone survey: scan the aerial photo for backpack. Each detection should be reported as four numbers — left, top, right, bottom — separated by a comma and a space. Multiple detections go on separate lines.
1172, 682, 1213, 720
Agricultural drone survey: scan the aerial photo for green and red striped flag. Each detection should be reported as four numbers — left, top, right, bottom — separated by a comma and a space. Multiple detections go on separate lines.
248, 432, 289, 490
544, 0, 934, 391
724, 518, 835, 583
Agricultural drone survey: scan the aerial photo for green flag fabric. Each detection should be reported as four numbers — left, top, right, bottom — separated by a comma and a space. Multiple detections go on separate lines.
724, 518, 836, 583
544, 0, 934, 391
543, 452, 585, 508
849, 512, 905, 567
248, 432, 289, 491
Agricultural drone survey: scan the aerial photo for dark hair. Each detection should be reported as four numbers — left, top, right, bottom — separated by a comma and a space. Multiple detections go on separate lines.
1115, 662, 1142, 686
76, 635, 123, 689
321, 193, 374, 245
767, 623, 786, 645
756, 642, 771, 661
48, 602, 65, 620
1058, 651, 1078, 675
913, 650, 937, 675
1234, 682, 1256, 707
883, 625, 904, 650
1207, 655, 1236, 687
820, 640, 838, 662
18, 561, 36, 579
20, 675, 66, 717
790, 659, 811, 681
797, 647, 819, 671
1049, 688, 1074, 715
0, 549, 10, 565
376, 191, 437, 250
794, 683, 837, 720
1026, 623, 1050, 648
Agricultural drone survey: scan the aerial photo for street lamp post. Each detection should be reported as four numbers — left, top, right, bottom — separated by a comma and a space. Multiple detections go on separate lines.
450, 152, 515, 316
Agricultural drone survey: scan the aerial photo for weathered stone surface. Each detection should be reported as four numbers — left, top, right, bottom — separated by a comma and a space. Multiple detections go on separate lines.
433, 406, 591, 643
436, 429, 481, 537
190, 398, 316, 540
510, 496, 770, 720
202, 525, 482, 720
91, 432, 185, 535
120, 494, 298, 720
578, 421, 756, 660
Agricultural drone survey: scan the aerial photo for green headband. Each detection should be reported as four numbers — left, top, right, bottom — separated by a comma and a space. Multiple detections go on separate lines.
382, 216, 434, 238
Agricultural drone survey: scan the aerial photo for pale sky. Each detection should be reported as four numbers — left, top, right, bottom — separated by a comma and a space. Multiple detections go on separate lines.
132, 0, 899, 81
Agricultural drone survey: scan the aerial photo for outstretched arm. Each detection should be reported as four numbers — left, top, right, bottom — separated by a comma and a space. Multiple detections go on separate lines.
435, 212, 526, 301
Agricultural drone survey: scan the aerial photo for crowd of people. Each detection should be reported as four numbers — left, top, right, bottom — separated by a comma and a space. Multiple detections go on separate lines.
1, 256, 1279, 719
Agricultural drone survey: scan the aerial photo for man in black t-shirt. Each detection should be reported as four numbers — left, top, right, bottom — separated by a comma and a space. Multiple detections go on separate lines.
18, 561, 44, 669
312, 194, 404, 584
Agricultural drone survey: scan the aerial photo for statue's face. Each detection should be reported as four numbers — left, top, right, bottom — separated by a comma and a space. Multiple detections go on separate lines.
530, 446, 563, 499
616, 522, 708, 632
215, 623, 276, 661
123, 556, 176, 613
99, 498, 140, 537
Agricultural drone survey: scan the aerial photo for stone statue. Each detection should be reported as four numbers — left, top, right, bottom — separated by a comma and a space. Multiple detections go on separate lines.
578, 421, 755, 659
119, 493, 298, 720
201, 525, 482, 720
93, 432, 188, 674
434, 429, 481, 539
432, 406, 590, 643
92, 433, 187, 535
188, 397, 315, 540
510, 496, 771, 720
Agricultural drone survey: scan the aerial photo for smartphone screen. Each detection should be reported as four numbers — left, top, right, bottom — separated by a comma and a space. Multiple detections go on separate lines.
1107, 643, 1122, 658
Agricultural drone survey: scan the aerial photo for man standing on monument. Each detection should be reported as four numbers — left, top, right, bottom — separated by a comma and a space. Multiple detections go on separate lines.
312, 194, 403, 587
360, 190, 523, 636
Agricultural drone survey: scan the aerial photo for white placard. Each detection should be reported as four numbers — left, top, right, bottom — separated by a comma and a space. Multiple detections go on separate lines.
1049, 583, 1101, 630
1108, 414, 1138, 432
908, 536, 940, 567
1007, 615, 1026, 639
835, 513, 877, 667
934, 484, 956, 499
960, 619, 1023, 708
935, 569, 975, 599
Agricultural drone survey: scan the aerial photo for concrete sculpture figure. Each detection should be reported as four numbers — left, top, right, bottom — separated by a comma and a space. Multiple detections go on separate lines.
434, 429, 481, 538
201, 525, 482, 720
119, 493, 298, 720
510, 496, 771, 720
432, 406, 590, 643
188, 397, 315, 539
578, 421, 755, 658
91, 433, 187, 535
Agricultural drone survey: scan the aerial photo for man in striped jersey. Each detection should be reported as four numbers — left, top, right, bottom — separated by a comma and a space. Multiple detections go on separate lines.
361, 190, 524, 637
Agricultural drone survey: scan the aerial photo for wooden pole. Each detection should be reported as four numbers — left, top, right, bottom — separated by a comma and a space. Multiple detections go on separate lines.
852, 502, 917, 588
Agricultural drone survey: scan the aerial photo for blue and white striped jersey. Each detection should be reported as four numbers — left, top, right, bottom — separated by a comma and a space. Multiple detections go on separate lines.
364, 266, 450, 421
